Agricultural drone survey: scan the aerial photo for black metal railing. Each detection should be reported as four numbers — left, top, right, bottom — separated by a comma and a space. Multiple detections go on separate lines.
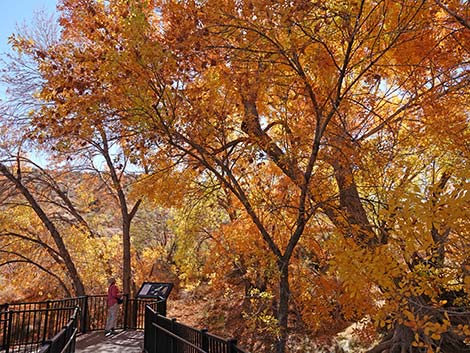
144, 305, 249, 353
37, 307, 79, 353
0, 305, 78, 353
78, 295, 166, 332
0, 296, 166, 353
0, 297, 85, 351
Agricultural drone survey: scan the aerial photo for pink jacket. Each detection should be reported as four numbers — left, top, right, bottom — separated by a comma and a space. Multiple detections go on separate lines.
107, 283, 120, 307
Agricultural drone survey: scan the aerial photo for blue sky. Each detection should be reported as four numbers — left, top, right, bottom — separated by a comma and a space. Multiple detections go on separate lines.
0, 0, 58, 166
0, 0, 58, 54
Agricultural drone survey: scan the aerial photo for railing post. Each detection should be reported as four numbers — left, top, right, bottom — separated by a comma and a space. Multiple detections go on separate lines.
154, 309, 159, 353
0, 304, 8, 351
156, 299, 167, 316
171, 318, 177, 353
74, 308, 79, 351
201, 328, 209, 353
42, 300, 51, 343
144, 305, 158, 353
130, 295, 137, 330
228, 338, 238, 353
80, 296, 88, 334
144, 306, 149, 353
5, 310, 12, 353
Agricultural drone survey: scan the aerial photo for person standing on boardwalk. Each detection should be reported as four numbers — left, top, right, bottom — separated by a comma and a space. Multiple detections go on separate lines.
105, 277, 121, 337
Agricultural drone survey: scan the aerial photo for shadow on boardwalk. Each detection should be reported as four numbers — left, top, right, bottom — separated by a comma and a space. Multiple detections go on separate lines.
75, 330, 144, 353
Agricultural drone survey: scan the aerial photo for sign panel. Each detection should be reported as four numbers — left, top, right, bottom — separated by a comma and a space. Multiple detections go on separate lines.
136, 282, 173, 299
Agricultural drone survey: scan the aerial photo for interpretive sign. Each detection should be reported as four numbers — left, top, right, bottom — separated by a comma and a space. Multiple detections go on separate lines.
136, 282, 173, 299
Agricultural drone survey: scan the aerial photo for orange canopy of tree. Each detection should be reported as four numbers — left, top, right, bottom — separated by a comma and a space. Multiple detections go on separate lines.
4, 0, 470, 352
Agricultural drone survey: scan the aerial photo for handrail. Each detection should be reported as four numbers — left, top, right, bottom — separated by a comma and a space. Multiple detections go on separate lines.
38, 307, 79, 353
0, 295, 167, 352
59, 327, 78, 353
7, 306, 76, 314
1, 305, 78, 353
144, 305, 250, 353
1, 295, 247, 353
151, 321, 207, 353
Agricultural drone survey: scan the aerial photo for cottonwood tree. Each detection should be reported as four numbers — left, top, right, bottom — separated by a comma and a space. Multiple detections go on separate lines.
0, 157, 87, 296
11, 0, 470, 352
4, 11, 144, 297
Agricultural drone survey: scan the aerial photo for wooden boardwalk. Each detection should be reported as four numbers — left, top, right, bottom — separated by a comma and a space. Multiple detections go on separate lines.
75, 330, 144, 353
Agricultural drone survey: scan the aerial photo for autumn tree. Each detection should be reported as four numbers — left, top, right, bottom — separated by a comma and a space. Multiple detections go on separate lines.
0, 137, 141, 298
0, 156, 86, 297
9, 0, 470, 352
3, 10, 146, 297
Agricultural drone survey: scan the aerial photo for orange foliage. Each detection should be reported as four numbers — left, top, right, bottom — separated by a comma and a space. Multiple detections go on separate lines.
5, 0, 470, 351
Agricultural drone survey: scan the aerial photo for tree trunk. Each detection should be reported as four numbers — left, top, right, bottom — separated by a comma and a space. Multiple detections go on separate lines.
0, 163, 86, 296
276, 260, 290, 353
99, 129, 141, 297
119, 198, 141, 296
326, 136, 377, 247
368, 307, 470, 353
122, 215, 132, 297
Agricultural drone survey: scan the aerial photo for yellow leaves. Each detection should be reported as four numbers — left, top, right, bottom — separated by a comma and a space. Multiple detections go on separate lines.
8, 34, 36, 54
422, 321, 448, 341
464, 275, 470, 287
456, 324, 470, 337
403, 309, 414, 322
5, 0, 470, 347
329, 235, 401, 294
243, 288, 279, 338
133, 171, 188, 209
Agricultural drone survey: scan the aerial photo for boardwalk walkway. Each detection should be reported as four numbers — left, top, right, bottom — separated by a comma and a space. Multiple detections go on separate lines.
75, 330, 144, 353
